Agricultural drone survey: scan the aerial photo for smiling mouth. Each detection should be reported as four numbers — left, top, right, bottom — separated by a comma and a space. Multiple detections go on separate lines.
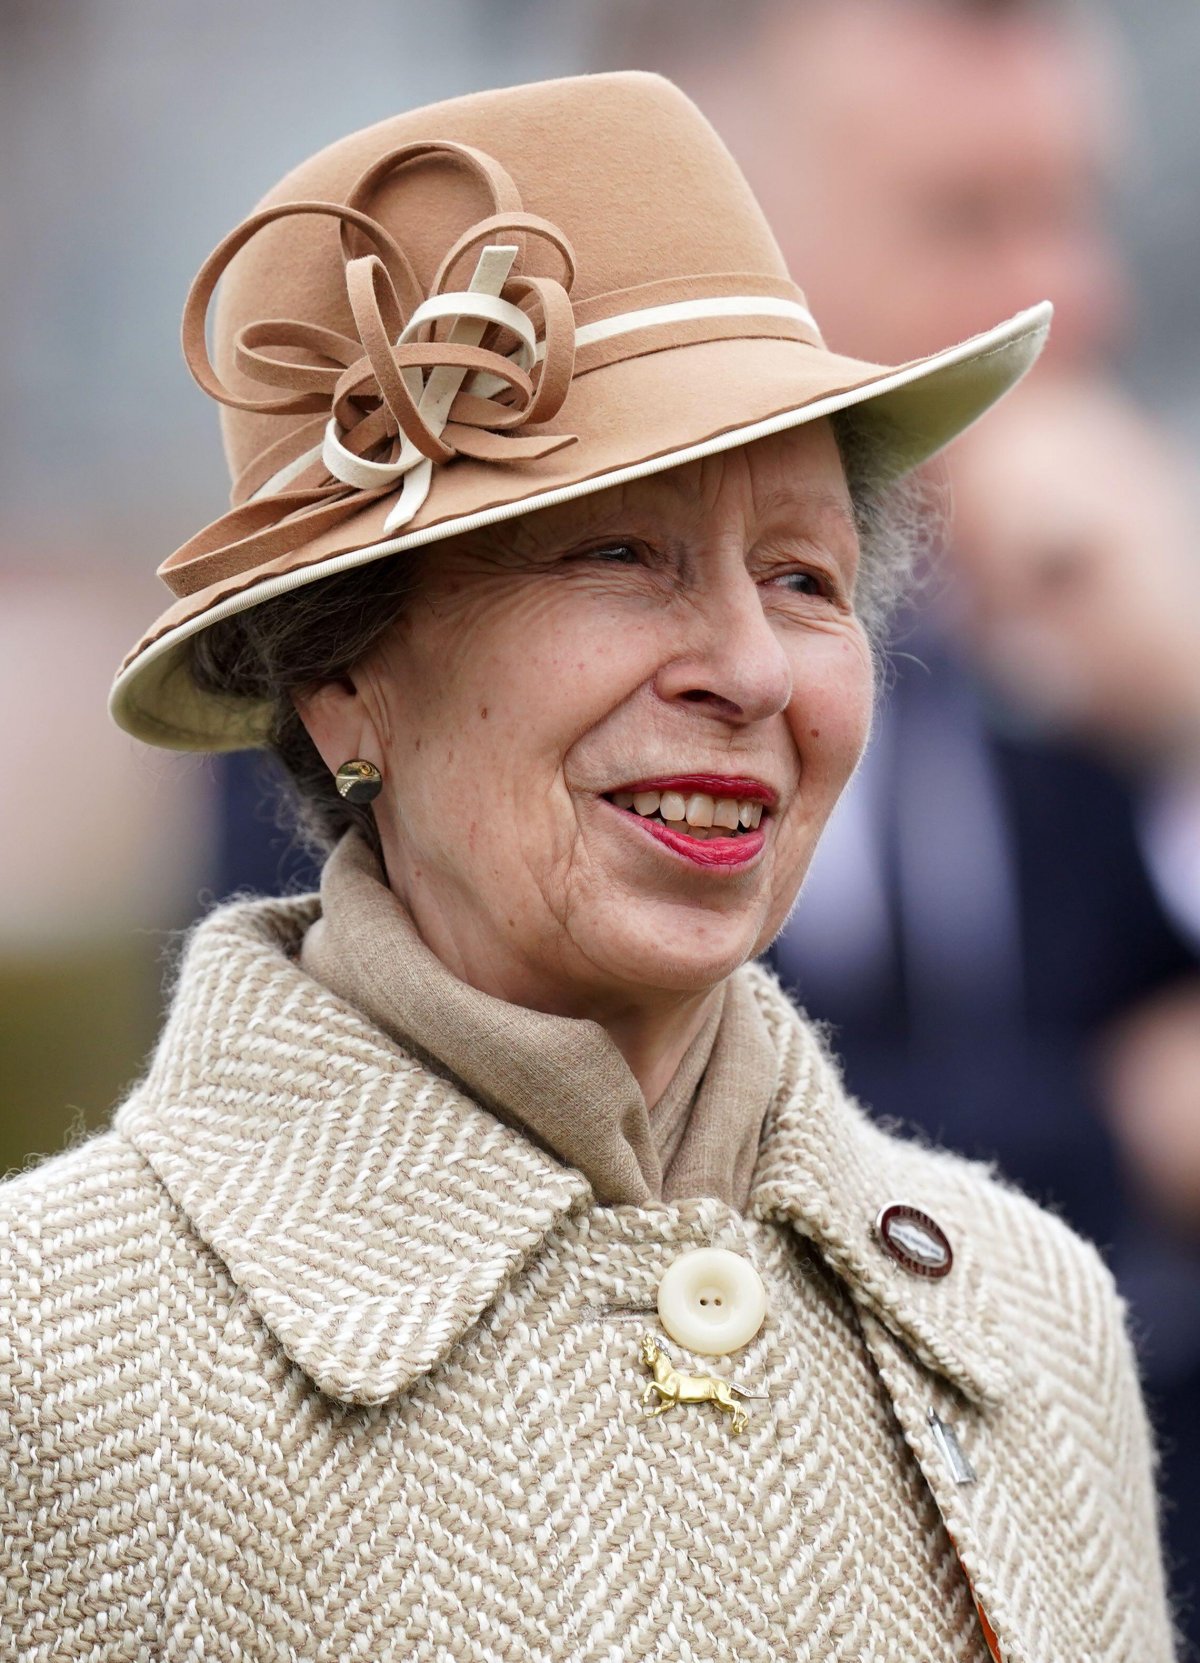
603, 787, 765, 841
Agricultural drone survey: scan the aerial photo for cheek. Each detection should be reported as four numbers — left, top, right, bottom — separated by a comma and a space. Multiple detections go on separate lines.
474, 616, 656, 780
789, 629, 875, 789
377, 596, 657, 830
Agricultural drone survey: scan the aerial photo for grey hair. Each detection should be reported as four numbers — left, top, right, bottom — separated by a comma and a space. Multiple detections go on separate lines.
185, 408, 938, 869
834, 411, 941, 651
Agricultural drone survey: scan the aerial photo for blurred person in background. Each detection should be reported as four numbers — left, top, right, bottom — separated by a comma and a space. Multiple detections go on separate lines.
949, 369, 1200, 1534
589, 0, 1200, 1625
949, 370, 1200, 960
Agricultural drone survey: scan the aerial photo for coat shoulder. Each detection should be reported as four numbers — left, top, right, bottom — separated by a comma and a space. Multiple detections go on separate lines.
0, 1121, 233, 1400
0, 1120, 266, 1640
0, 1121, 176, 1257
864, 1116, 1180, 1658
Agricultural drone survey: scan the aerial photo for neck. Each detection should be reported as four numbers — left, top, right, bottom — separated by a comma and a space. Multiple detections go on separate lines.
390, 863, 722, 1109
597, 988, 722, 1109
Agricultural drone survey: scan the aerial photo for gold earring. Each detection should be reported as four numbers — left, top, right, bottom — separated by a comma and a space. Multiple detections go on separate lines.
334, 759, 383, 804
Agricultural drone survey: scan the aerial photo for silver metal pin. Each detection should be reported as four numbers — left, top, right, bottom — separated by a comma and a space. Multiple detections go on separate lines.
928, 1408, 977, 1485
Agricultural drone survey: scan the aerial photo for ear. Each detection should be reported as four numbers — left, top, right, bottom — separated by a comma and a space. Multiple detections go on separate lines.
290, 675, 385, 780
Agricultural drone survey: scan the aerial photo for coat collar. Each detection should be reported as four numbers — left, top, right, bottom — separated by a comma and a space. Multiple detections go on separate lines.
116, 893, 1011, 1409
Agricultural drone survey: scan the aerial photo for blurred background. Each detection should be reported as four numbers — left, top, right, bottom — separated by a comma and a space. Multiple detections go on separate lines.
3, 0, 1200, 1643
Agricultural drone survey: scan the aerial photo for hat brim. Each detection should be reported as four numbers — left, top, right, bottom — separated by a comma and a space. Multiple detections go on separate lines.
110, 300, 1051, 750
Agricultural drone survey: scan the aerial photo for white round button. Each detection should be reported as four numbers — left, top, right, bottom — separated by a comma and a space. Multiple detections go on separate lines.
656, 1247, 768, 1356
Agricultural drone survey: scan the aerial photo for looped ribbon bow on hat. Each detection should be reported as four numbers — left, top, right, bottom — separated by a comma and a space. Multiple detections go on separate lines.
163, 141, 579, 598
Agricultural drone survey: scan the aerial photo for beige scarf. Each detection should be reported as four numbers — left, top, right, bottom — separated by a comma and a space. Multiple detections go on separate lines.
298, 830, 777, 1209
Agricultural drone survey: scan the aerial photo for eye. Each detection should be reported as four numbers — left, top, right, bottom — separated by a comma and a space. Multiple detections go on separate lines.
770, 569, 831, 597
584, 541, 643, 564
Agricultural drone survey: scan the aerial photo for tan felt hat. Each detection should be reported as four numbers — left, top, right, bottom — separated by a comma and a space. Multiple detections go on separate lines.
109, 70, 1051, 751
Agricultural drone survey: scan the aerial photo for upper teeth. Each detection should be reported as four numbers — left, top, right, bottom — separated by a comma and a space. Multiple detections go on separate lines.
610, 789, 763, 830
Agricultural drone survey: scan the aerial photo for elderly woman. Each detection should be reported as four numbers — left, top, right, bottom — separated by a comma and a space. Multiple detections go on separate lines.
1, 73, 1176, 1663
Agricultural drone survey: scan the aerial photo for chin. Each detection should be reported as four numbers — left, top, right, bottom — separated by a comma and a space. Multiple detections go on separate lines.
591, 903, 765, 996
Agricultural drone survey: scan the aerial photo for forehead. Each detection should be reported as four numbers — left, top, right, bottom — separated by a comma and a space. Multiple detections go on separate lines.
507, 420, 855, 545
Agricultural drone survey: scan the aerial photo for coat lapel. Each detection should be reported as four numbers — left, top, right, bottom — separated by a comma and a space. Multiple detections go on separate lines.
117, 891, 1010, 1428
853, 1309, 1027, 1663
116, 893, 593, 1406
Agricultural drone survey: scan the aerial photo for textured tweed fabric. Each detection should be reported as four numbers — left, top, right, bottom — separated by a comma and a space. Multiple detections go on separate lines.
0, 893, 1178, 1662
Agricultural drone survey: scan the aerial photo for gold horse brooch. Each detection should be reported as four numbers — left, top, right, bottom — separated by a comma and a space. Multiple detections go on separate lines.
639, 1332, 766, 1435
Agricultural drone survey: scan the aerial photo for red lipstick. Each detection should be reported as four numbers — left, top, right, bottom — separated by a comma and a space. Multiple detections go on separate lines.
632, 816, 766, 868
601, 773, 773, 871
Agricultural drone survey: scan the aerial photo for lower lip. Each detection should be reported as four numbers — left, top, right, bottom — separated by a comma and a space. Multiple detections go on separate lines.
605, 801, 767, 869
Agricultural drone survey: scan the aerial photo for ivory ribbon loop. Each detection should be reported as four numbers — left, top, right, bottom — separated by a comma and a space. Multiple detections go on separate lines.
322, 241, 542, 529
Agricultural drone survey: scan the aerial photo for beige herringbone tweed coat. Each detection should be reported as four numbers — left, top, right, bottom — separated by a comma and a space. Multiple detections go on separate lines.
1, 892, 1177, 1663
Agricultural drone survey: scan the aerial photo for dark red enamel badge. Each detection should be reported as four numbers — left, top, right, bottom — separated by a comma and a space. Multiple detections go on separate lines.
874, 1203, 954, 1279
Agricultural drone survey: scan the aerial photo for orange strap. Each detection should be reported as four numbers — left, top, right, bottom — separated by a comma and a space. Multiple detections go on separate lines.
945, 1526, 1003, 1662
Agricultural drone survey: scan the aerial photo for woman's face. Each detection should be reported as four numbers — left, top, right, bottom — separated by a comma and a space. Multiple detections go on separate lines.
302, 420, 874, 1012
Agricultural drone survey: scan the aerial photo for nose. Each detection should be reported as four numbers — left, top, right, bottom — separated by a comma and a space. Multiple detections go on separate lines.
654, 556, 793, 724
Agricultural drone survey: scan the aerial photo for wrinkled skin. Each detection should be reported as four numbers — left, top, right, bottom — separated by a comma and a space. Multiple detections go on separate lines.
295, 420, 874, 1101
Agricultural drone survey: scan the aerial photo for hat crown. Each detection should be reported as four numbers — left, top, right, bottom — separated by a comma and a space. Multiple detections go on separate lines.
212, 72, 794, 490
